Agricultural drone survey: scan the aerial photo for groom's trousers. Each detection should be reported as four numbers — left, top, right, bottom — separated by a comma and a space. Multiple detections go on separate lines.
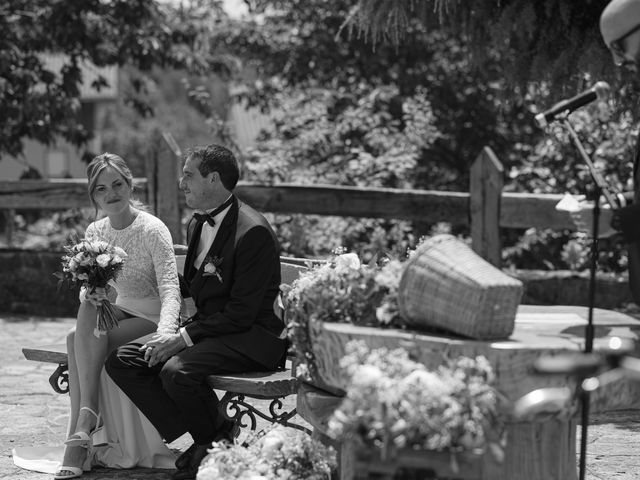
105, 337, 262, 444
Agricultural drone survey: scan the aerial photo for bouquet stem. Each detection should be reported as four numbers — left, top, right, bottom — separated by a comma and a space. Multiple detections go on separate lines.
95, 300, 119, 335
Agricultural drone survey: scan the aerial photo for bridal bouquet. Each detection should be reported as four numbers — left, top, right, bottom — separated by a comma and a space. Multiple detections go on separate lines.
55, 238, 127, 335
197, 425, 336, 480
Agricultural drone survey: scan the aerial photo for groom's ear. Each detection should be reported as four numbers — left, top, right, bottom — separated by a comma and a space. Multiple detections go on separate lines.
209, 171, 219, 183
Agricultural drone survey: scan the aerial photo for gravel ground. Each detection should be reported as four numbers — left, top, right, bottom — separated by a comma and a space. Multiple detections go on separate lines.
1, 314, 639, 480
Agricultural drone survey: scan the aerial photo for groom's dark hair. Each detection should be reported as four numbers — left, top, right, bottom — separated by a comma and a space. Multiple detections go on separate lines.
187, 144, 240, 191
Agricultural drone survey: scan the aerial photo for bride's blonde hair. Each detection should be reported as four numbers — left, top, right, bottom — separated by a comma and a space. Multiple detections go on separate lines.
86, 153, 148, 218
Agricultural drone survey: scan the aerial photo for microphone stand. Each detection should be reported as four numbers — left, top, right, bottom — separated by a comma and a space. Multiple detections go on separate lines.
559, 115, 618, 480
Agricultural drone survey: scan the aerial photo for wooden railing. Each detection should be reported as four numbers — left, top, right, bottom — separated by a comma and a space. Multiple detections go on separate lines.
0, 147, 574, 266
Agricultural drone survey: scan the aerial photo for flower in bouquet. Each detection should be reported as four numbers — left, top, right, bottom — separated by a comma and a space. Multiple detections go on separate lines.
197, 425, 336, 480
327, 340, 505, 456
55, 238, 127, 336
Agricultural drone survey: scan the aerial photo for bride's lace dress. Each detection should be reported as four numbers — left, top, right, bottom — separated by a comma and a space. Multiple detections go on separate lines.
85, 210, 181, 334
13, 211, 182, 473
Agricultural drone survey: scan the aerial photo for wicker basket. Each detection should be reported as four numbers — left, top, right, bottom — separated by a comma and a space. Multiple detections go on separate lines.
398, 234, 523, 340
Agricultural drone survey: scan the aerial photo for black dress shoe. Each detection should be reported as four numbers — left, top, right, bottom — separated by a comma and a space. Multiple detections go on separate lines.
214, 420, 240, 443
171, 442, 212, 480
171, 466, 198, 480
175, 442, 198, 470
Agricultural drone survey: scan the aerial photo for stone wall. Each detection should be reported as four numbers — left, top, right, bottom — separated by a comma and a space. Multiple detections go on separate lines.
517, 269, 634, 309
0, 250, 79, 316
0, 250, 635, 316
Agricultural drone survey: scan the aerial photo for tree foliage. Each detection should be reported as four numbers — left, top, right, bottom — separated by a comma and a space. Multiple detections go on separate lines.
0, 0, 232, 158
502, 106, 636, 273
223, 0, 538, 190
242, 82, 438, 258
344, 0, 616, 92
228, 0, 636, 271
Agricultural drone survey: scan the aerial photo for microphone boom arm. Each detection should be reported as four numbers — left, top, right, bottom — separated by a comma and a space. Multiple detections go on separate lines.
560, 115, 619, 209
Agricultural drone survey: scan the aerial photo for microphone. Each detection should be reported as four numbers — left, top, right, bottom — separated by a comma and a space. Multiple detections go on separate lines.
534, 81, 610, 128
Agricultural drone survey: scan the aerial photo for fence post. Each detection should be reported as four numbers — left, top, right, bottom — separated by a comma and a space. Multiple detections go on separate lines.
144, 142, 182, 244
144, 151, 157, 219
4, 209, 14, 247
156, 144, 182, 244
470, 147, 503, 266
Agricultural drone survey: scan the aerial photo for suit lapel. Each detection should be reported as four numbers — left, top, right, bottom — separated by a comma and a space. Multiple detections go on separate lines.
185, 218, 203, 281
189, 197, 240, 293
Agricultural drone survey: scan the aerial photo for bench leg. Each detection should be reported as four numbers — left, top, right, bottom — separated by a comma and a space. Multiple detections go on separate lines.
49, 363, 69, 394
219, 392, 311, 435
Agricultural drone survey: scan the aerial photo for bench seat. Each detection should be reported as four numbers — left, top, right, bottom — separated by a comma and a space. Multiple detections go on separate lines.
207, 363, 299, 398
22, 343, 67, 364
21, 345, 298, 398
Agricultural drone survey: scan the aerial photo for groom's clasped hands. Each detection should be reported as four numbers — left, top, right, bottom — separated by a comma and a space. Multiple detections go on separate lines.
140, 333, 187, 367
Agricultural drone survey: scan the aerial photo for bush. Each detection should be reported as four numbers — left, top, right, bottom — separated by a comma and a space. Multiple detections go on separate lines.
8, 209, 93, 251
504, 106, 636, 273
242, 83, 440, 259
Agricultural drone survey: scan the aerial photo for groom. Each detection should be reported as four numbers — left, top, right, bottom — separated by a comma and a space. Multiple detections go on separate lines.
106, 144, 286, 480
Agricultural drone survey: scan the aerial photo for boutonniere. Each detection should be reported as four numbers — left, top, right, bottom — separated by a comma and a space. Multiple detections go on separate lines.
202, 255, 223, 282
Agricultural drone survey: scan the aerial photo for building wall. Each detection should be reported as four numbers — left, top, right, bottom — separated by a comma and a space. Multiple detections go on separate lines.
0, 54, 117, 180
0, 100, 116, 180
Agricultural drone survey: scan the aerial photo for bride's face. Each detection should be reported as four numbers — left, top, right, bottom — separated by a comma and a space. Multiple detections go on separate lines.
93, 167, 132, 215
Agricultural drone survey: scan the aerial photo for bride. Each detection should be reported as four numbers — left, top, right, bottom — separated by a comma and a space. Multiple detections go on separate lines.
14, 153, 183, 479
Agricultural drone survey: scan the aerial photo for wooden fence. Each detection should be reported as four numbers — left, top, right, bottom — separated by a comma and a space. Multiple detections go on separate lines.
0, 146, 574, 266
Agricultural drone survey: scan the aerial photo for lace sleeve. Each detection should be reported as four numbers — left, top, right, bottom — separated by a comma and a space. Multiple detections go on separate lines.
146, 220, 182, 334
84, 222, 97, 241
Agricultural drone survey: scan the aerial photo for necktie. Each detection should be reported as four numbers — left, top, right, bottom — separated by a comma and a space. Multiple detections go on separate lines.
192, 196, 234, 227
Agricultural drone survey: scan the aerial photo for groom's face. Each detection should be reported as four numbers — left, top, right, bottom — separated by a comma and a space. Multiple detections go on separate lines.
180, 155, 215, 210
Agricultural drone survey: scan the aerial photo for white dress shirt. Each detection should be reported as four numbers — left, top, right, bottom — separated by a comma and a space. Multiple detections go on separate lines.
193, 199, 232, 269
181, 197, 233, 347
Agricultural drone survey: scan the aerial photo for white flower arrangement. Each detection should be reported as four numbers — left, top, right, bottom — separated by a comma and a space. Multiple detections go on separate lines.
284, 247, 405, 386
285, 248, 404, 327
327, 340, 506, 456
196, 426, 336, 480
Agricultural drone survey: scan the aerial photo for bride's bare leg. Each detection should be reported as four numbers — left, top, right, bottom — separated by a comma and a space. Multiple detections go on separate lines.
58, 327, 87, 474
71, 301, 114, 436
73, 302, 157, 435
66, 327, 80, 438
59, 304, 156, 471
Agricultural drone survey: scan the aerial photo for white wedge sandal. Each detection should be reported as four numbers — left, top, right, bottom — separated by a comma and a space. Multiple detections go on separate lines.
53, 465, 83, 479
64, 407, 103, 448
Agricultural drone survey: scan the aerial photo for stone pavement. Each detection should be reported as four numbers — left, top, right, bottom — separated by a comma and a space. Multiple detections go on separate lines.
1, 315, 639, 480
0, 315, 300, 480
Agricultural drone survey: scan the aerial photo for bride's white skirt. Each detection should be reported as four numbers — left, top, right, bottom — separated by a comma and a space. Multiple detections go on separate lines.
116, 296, 162, 324
13, 367, 176, 473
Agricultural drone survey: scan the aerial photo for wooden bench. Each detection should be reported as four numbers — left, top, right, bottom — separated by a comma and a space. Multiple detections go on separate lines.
22, 248, 315, 436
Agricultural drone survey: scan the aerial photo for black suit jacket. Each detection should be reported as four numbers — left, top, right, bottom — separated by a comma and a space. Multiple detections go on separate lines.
613, 138, 640, 304
180, 196, 286, 370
